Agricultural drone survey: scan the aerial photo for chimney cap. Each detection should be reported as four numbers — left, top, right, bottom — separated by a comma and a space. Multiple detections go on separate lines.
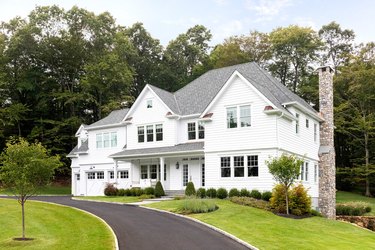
316, 65, 334, 73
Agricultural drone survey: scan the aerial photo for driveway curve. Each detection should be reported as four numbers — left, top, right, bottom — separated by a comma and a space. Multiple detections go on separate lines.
31, 196, 249, 250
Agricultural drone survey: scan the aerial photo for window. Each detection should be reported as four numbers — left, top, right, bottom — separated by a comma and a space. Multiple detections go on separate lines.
221, 157, 231, 177
306, 119, 309, 128
240, 105, 251, 127
138, 126, 144, 143
150, 165, 157, 179
164, 164, 167, 181
147, 99, 153, 108
198, 122, 205, 139
111, 132, 117, 147
147, 125, 154, 142
141, 165, 148, 179
248, 155, 259, 177
109, 171, 114, 179
118, 171, 129, 179
305, 162, 309, 182
88, 172, 95, 179
156, 124, 163, 141
103, 133, 110, 148
97, 171, 104, 179
295, 113, 300, 134
201, 164, 205, 186
188, 123, 196, 140
300, 163, 305, 181
96, 134, 103, 148
183, 164, 188, 186
227, 107, 237, 128
314, 124, 318, 142
234, 156, 244, 177
314, 164, 318, 183
76, 174, 80, 181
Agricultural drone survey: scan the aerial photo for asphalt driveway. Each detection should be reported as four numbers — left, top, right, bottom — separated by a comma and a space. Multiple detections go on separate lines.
30, 196, 249, 250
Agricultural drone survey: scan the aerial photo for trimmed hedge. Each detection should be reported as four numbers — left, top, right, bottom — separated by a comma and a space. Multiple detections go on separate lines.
261, 191, 272, 201
144, 187, 155, 195
206, 188, 217, 198
196, 188, 206, 198
250, 190, 262, 200
229, 188, 240, 198
185, 182, 196, 196
240, 188, 250, 197
155, 181, 165, 197
217, 188, 228, 199
336, 202, 372, 216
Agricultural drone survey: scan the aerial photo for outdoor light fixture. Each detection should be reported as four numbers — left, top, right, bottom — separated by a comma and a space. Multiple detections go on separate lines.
175, 162, 180, 169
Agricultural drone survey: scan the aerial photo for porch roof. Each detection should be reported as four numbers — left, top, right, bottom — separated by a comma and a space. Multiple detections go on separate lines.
109, 142, 204, 159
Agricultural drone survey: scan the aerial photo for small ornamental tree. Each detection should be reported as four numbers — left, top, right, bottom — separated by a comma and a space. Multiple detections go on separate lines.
266, 154, 303, 215
0, 138, 62, 240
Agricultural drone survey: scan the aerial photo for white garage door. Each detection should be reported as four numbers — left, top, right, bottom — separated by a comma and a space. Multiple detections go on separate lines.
86, 171, 106, 196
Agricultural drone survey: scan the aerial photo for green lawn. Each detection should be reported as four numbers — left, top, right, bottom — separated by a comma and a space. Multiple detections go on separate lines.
147, 199, 375, 250
75, 196, 141, 203
336, 191, 375, 216
0, 185, 71, 195
0, 198, 115, 250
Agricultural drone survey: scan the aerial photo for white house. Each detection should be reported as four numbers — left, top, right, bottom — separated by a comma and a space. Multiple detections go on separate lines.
68, 62, 324, 208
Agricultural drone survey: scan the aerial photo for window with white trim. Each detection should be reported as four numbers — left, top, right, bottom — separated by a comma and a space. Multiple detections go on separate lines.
150, 165, 157, 179
138, 126, 144, 143
88, 172, 95, 179
156, 124, 163, 141
240, 105, 251, 127
76, 174, 80, 181
300, 163, 305, 181
295, 113, 300, 134
198, 122, 205, 139
96, 134, 103, 148
305, 162, 309, 182
183, 164, 188, 186
188, 122, 196, 140
147, 99, 153, 108
234, 156, 244, 177
96, 132, 117, 148
227, 105, 251, 129
103, 133, 110, 148
314, 164, 318, 183
147, 125, 154, 142
314, 123, 318, 142
227, 107, 237, 128
109, 171, 114, 179
248, 155, 259, 177
97, 171, 104, 179
111, 132, 117, 147
221, 157, 231, 177
118, 170, 129, 179
141, 165, 148, 179
201, 163, 205, 186
306, 119, 309, 128
164, 164, 167, 181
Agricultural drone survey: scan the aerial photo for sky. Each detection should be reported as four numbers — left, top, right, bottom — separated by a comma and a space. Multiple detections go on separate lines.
0, 0, 374, 46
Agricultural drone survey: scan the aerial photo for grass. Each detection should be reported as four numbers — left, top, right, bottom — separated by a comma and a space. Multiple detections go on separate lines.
0, 198, 114, 250
147, 199, 375, 250
336, 191, 375, 216
75, 196, 141, 203
0, 184, 71, 195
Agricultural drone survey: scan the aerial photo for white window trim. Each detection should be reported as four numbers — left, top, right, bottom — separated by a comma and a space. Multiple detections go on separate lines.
96, 131, 118, 149
226, 104, 252, 130
187, 121, 205, 141
137, 123, 164, 143
220, 154, 259, 179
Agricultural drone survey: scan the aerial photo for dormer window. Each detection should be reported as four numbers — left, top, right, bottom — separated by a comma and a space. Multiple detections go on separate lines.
147, 100, 153, 108
295, 113, 300, 134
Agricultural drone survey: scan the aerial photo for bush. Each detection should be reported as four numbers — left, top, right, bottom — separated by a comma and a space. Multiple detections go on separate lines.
129, 187, 143, 196
250, 190, 262, 200
261, 191, 272, 201
104, 183, 118, 196
139, 194, 155, 200
117, 188, 126, 196
144, 187, 155, 195
124, 188, 132, 196
270, 184, 289, 213
179, 198, 218, 214
154, 181, 165, 197
185, 182, 196, 196
230, 196, 271, 211
217, 188, 228, 199
206, 188, 217, 198
311, 209, 322, 217
240, 188, 250, 197
289, 184, 311, 214
196, 188, 206, 198
336, 202, 372, 216
229, 188, 240, 198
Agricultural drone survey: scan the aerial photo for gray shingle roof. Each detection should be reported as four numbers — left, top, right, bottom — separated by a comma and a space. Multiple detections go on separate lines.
67, 145, 78, 157
110, 142, 204, 158
87, 108, 129, 129
149, 62, 317, 116
77, 140, 88, 152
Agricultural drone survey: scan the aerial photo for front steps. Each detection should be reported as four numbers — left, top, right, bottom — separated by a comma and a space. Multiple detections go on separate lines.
164, 190, 185, 197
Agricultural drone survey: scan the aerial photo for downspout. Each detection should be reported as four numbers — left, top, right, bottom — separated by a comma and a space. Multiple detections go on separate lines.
276, 112, 284, 156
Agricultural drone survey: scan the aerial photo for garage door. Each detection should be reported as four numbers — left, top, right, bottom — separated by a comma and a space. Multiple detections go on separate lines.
86, 171, 106, 196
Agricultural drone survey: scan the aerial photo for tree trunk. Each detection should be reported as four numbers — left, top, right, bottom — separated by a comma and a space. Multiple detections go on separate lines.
21, 200, 25, 239
18, 122, 21, 137
285, 186, 289, 215
364, 131, 371, 197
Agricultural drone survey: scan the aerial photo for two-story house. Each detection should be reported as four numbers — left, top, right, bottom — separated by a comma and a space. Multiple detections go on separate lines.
68, 62, 325, 208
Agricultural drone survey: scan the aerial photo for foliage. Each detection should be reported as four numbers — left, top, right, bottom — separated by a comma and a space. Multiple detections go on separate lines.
336, 191, 375, 216
267, 154, 303, 214
104, 183, 118, 196
139, 194, 155, 200
0, 138, 62, 239
228, 188, 240, 198
144, 187, 155, 195
196, 188, 206, 198
117, 188, 126, 196
216, 188, 228, 199
185, 182, 196, 196
230, 196, 271, 211
336, 202, 372, 216
240, 188, 250, 197
261, 191, 272, 201
154, 181, 165, 197
179, 198, 218, 214
289, 184, 311, 215
270, 184, 289, 213
206, 188, 217, 198
250, 190, 262, 200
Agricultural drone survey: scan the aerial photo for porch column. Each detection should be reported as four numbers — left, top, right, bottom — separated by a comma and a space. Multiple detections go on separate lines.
114, 160, 118, 184
160, 157, 165, 185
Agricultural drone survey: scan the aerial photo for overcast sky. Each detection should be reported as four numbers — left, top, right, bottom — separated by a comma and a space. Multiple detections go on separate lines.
1, 0, 373, 46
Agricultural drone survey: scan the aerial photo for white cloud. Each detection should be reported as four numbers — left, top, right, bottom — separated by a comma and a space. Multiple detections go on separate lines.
294, 17, 317, 29
245, 0, 293, 17
212, 19, 245, 44
212, 0, 229, 6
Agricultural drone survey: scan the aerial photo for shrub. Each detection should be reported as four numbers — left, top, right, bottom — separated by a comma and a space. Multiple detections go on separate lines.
185, 182, 196, 196
261, 191, 272, 201
229, 188, 240, 198
336, 202, 372, 216
144, 187, 155, 195
196, 188, 206, 198
139, 194, 155, 200
311, 209, 322, 217
289, 184, 311, 214
217, 188, 228, 199
206, 188, 217, 198
104, 183, 118, 196
240, 188, 250, 197
124, 188, 132, 196
130, 187, 143, 196
154, 181, 165, 197
117, 189, 126, 196
270, 184, 289, 213
250, 190, 262, 200
230, 196, 271, 211
179, 198, 218, 214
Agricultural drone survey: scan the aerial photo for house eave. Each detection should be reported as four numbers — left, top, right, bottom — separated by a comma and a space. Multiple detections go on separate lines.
282, 101, 324, 122
110, 149, 204, 159
86, 123, 125, 131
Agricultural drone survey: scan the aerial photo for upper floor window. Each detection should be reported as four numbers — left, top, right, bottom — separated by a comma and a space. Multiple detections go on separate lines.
156, 124, 163, 141
188, 122, 196, 140
147, 99, 153, 108
240, 105, 251, 127
138, 126, 144, 143
138, 124, 163, 143
198, 122, 205, 139
314, 123, 318, 142
295, 113, 300, 134
96, 132, 117, 148
227, 105, 251, 129
147, 125, 154, 142
227, 107, 237, 128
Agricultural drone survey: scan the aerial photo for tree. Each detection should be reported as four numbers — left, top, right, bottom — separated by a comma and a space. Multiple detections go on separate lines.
0, 138, 62, 239
266, 154, 303, 214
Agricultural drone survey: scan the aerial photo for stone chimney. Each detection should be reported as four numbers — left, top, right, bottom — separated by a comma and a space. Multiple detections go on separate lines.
318, 66, 336, 219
